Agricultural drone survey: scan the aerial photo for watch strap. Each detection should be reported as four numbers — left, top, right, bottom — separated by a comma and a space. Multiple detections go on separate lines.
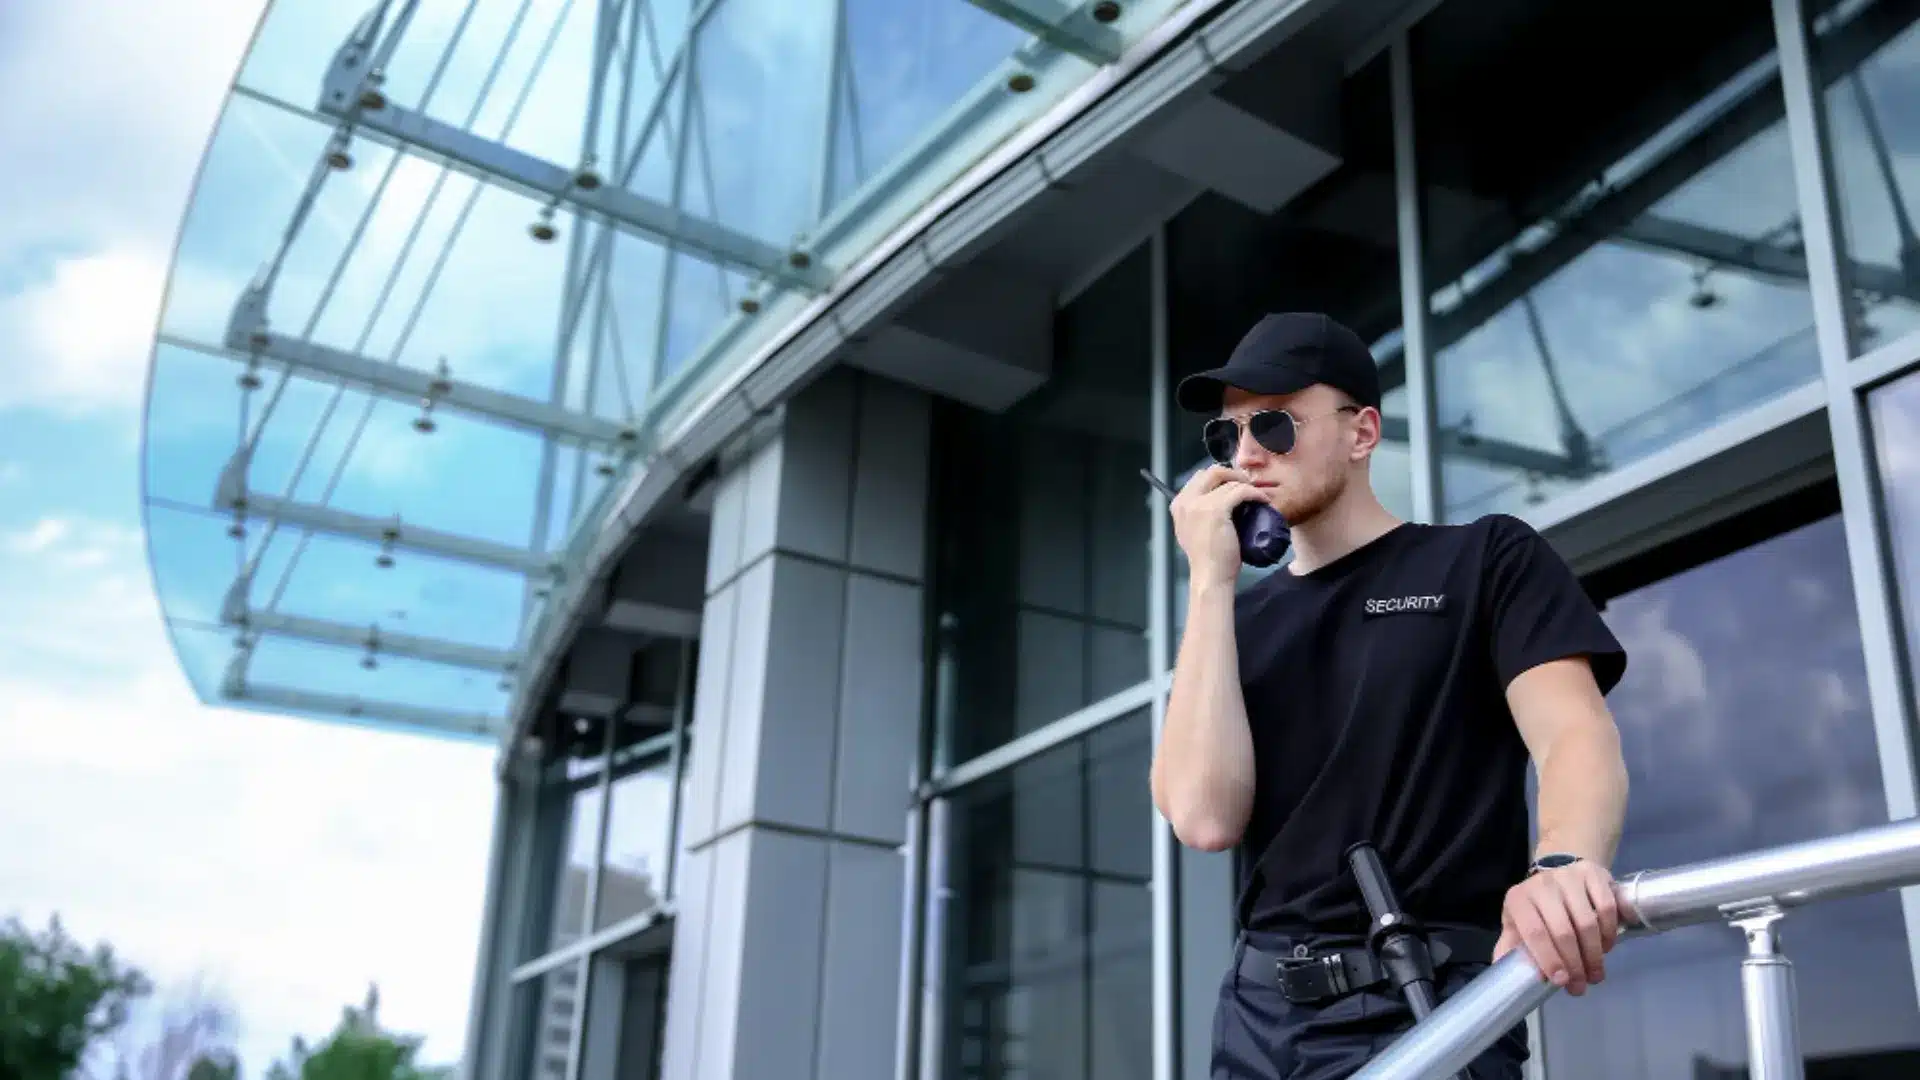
1528, 853, 1582, 876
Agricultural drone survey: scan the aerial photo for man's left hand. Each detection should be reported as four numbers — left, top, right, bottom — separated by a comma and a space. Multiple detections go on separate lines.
1493, 861, 1620, 996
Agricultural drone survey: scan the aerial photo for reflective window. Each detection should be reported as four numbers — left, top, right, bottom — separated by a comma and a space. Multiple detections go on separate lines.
1539, 513, 1920, 1077
523, 760, 605, 959
1814, 0, 1920, 353
934, 709, 1153, 1080
598, 756, 675, 929
1870, 365, 1920, 707
615, 955, 671, 1080
927, 247, 1153, 768
832, 0, 1027, 210
1412, 3, 1821, 522
1163, 53, 1408, 630
508, 965, 580, 1080
693, 0, 835, 247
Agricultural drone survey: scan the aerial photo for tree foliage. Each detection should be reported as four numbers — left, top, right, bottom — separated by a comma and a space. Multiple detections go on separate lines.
264, 986, 452, 1080
0, 914, 152, 1080
0, 915, 450, 1080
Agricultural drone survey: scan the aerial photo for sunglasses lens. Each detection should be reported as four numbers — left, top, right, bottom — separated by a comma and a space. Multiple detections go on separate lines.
1202, 419, 1238, 464
1249, 411, 1297, 455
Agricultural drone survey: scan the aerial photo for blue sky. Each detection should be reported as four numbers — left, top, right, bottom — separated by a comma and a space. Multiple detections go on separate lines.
0, 3, 496, 1074
0, 1, 1076, 1072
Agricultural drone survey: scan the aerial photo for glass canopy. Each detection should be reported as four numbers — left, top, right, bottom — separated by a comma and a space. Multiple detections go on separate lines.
142, 0, 1185, 743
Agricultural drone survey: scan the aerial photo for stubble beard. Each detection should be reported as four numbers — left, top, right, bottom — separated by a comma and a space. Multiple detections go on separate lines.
1266, 464, 1346, 526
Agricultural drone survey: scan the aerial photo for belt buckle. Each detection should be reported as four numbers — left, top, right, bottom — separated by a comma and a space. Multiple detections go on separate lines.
1315, 952, 1351, 996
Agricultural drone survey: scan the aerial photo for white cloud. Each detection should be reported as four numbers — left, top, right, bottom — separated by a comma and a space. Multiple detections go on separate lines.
0, 2, 264, 261
0, 247, 169, 415
0, 511, 496, 1076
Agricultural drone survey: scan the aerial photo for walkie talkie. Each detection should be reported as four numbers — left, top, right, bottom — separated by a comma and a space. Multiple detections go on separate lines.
1140, 468, 1291, 568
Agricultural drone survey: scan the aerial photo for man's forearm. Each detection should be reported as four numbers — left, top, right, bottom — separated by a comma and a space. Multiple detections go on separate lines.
1152, 581, 1256, 851
1532, 724, 1629, 868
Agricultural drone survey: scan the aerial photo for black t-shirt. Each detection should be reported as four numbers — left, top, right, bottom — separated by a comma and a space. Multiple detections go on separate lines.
1231, 513, 1627, 937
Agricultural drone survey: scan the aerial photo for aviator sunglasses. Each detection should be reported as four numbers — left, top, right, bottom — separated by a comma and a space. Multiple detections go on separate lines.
1202, 405, 1360, 466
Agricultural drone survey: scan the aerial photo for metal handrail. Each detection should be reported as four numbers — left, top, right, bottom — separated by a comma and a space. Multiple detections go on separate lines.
1353, 815, 1920, 1079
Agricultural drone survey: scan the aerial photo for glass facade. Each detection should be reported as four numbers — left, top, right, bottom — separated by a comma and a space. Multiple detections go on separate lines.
935, 710, 1154, 1079
146, 1, 1920, 1079
144, 0, 1192, 741
1539, 514, 1919, 1076
1412, 0, 1821, 522
927, 248, 1154, 768
1870, 368, 1920, 691
1163, 52, 1409, 622
1813, 0, 1920, 355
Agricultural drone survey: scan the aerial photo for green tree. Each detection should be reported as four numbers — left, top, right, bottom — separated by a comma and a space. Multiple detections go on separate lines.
265, 986, 452, 1080
183, 1052, 240, 1080
0, 914, 151, 1080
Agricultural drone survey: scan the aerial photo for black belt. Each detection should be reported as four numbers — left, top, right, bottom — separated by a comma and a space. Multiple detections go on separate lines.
1238, 927, 1500, 1006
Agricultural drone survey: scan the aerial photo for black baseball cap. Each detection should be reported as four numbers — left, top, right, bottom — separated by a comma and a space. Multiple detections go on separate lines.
1175, 312, 1383, 414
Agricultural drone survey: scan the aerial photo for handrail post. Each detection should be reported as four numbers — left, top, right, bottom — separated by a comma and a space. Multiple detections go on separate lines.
1733, 906, 1806, 1080
1351, 816, 1920, 1078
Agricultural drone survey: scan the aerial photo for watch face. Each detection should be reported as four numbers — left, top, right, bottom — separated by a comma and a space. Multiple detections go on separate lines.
1536, 854, 1579, 869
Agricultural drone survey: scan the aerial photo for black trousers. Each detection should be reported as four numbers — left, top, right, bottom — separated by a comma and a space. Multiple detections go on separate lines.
1211, 935, 1531, 1080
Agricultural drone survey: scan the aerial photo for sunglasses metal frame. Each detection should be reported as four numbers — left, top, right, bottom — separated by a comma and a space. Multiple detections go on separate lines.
1203, 405, 1361, 465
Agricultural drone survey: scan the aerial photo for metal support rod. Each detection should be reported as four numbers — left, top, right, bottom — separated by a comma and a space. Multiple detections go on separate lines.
915, 797, 952, 1080
216, 481, 558, 580
1354, 815, 1920, 1078
1147, 224, 1180, 1080
209, 296, 641, 449
660, 637, 693, 900
232, 607, 519, 672
318, 56, 830, 292
228, 680, 504, 739
1390, 32, 1441, 524
1733, 908, 1806, 1080
961, 0, 1125, 64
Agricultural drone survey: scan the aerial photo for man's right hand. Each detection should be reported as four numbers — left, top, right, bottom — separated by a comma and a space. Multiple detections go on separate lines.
1170, 465, 1268, 589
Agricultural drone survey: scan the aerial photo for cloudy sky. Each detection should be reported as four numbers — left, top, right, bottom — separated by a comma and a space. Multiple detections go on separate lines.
0, 2, 498, 1074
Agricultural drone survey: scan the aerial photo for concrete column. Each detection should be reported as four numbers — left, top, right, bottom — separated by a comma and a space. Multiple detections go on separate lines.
660, 367, 931, 1080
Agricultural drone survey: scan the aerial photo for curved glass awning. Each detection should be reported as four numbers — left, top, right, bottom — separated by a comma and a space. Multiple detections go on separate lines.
143, 0, 1187, 743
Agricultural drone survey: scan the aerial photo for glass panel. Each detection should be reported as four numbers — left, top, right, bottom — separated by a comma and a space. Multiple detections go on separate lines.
692, 0, 835, 245
1539, 514, 1919, 1077
602, 229, 672, 419
1870, 364, 1920, 715
832, 0, 1027, 211
255, 531, 526, 652
1814, 0, 1920, 352
646, 0, 694, 68
524, 770, 606, 960
164, 621, 243, 704
929, 247, 1153, 767
1412, 2, 1820, 523
161, 95, 333, 345
614, 955, 671, 1080
935, 708, 1153, 1080
597, 756, 674, 928
1164, 54, 1407, 636
619, 52, 685, 205
245, 634, 509, 718
146, 503, 248, 628
507, 966, 581, 1080
658, 88, 748, 383
235, 0, 373, 108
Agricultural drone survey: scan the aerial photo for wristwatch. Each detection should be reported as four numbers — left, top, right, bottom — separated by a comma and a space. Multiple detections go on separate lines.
1528, 853, 1582, 876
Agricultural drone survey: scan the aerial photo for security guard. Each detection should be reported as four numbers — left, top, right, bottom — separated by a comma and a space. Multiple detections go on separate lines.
1150, 313, 1631, 1079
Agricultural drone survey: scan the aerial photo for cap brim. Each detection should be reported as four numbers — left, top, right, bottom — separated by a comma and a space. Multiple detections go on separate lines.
1174, 365, 1316, 414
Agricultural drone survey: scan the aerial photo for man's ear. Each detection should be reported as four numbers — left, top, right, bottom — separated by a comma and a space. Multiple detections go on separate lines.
1350, 406, 1383, 461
